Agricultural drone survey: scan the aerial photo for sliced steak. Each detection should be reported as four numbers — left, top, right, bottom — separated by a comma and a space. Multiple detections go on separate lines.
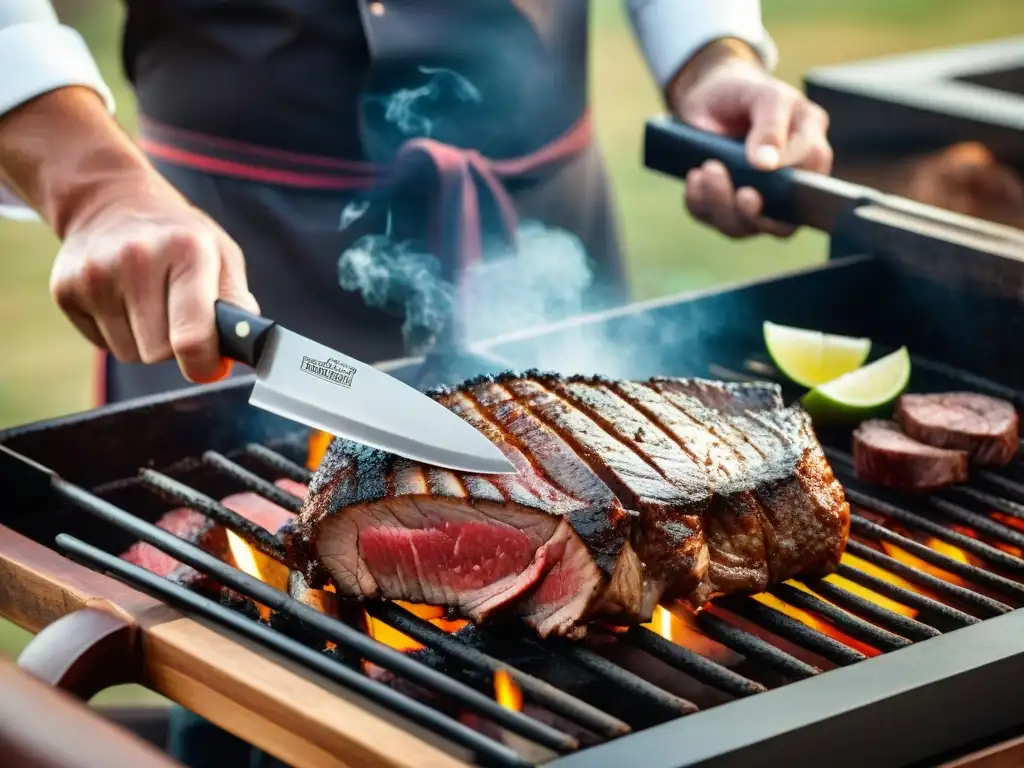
896, 392, 1019, 467
297, 371, 850, 638
853, 419, 969, 492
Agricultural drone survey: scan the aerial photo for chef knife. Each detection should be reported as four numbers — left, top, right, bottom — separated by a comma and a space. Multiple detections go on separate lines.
213, 300, 516, 474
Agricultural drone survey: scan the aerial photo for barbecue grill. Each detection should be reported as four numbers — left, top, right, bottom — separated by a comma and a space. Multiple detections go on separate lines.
6, 74, 1024, 768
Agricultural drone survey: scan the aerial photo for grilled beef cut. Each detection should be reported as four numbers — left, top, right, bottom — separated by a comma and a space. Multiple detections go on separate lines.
853, 420, 969, 492
296, 372, 850, 638
895, 393, 1019, 467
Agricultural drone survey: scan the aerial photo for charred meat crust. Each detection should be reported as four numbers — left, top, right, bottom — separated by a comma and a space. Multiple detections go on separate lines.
297, 371, 849, 636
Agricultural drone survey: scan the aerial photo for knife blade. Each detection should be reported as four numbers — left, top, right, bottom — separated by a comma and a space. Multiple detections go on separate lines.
213, 300, 516, 474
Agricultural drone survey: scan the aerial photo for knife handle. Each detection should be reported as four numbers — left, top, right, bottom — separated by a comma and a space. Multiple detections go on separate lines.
643, 117, 800, 225
214, 300, 277, 368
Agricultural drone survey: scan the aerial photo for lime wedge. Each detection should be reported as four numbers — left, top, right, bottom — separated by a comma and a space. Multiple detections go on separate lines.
763, 321, 871, 388
800, 347, 912, 424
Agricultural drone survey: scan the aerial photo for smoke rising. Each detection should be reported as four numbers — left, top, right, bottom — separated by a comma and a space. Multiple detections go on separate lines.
367, 66, 482, 138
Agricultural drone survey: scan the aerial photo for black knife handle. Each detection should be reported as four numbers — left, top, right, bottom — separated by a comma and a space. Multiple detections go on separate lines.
214, 300, 277, 368
643, 117, 799, 225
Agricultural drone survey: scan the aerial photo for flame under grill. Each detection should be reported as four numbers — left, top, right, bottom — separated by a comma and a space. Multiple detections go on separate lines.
24, 347, 1024, 768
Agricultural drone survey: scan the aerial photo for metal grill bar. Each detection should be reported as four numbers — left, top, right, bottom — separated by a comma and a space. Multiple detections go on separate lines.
50, 477, 579, 755
848, 513, 1024, 603
926, 496, 1024, 550
717, 596, 866, 666
835, 563, 979, 627
801, 578, 941, 642
844, 540, 1011, 617
976, 470, 1024, 505
138, 468, 290, 564
244, 443, 314, 484
364, 601, 631, 738
551, 641, 699, 717
838, 481, 1024, 576
54, 535, 532, 768
770, 583, 910, 652
693, 611, 820, 680
622, 626, 767, 698
908, 354, 1024, 411
945, 485, 1024, 521
203, 451, 304, 513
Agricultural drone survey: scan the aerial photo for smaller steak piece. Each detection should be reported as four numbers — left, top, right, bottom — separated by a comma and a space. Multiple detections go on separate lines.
853, 420, 968, 492
896, 392, 1019, 467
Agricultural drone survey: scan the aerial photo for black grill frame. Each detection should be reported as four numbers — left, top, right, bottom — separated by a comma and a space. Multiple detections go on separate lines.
4, 253, 1024, 767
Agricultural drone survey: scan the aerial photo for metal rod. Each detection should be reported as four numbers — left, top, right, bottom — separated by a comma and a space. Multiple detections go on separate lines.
908, 355, 1024, 411
551, 641, 699, 718
769, 584, 910, 652
925, 496, 1024, 551
944, 485, 1024, 522
694, 611, 820, 681
244, 444, 313, 484
840, 484, 1024, 575
844, 540, 1011, 617
848, 514, 1024, 603
801, 578, 941, 642
54, 535, 532, 768
51, 478, 578, 754
622, 626, 767, 698
835, 563, 980, 627
365, 602, 631, 738
976, 470, 1024, 506
203, 451, 304, 513
138, 468, 290, 564
718, 596, 866, 667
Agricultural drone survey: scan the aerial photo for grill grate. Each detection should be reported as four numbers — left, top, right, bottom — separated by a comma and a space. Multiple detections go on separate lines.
17, 353, 1024, 767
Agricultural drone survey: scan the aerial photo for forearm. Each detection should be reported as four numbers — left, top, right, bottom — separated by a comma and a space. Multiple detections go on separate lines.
0, 0, 126, 228
0, 86, 166, 238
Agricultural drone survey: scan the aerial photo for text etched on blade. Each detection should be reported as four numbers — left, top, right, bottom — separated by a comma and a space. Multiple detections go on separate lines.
300, 357, 357, 388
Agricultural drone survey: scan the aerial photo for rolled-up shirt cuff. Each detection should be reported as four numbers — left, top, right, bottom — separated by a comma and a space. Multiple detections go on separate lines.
625, 0, 779, 90
0, 21, 115, 221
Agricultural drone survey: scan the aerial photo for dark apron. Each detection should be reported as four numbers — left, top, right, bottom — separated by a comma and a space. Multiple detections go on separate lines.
101, 0, 626, 406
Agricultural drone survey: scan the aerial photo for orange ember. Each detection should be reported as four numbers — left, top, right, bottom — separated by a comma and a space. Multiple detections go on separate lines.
306, 429, 333, 470
365, 601, 469, 653
753, 589, 880, 657
840, 550, 934, 603
642, 604, 732, 660
993, 512, 1024, 533
494, 670, 523, 712
225, 531, 290, 621
879, 540, 967, 587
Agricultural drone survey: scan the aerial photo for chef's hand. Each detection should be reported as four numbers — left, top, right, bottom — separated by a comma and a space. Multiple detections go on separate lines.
50, 186, 260, 383
0, 86, 258, 383
667, 39, 833, 238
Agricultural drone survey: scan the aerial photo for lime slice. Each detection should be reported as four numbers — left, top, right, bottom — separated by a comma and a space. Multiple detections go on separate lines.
800, 347, 911, 424
763, 321, 871, 388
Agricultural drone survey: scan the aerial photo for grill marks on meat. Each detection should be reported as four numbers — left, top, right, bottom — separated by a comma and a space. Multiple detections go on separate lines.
298, 371, 850, 638
853, 420, 969, 492
895, 392, 1019, 467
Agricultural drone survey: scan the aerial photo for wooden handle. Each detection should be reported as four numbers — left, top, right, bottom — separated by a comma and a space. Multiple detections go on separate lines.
0, 657, 184, 768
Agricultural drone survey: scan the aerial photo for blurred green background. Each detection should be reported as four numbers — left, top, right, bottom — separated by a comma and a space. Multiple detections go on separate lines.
0, 0, 1020, 696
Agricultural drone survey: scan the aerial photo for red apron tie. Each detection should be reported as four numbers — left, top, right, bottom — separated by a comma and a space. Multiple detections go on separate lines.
93, 112, 593, 406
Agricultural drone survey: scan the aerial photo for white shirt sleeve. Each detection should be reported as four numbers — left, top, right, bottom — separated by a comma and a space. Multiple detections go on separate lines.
0, 0, 115, 221
624, 0, 779, 91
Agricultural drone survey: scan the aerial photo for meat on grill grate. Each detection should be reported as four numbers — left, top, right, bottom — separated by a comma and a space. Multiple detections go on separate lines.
852, 419, 970, 492
895, 392, 1019, 467
295, 372, 850, 639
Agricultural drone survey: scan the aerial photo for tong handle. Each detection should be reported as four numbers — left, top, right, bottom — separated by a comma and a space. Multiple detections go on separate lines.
214, 300, 277, 368
643, 117, 799, 225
